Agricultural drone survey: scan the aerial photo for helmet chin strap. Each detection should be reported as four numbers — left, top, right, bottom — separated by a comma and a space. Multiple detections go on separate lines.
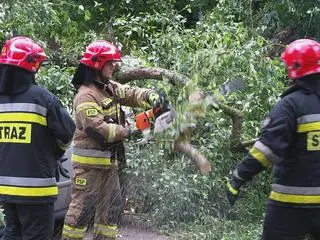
97, 70, 110, 84
93, 71, 113, 94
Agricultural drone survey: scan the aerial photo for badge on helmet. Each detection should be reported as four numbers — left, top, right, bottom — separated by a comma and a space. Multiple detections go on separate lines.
281, 39, 320, 80
80, 40, 122, 70
0, 36, 47, 73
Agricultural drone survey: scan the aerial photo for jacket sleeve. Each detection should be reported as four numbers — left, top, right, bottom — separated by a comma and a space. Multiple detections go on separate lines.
235, 97, 297, 181
74, 91, 127, 145
111, 81, 155, 109
47, 95, 76, 157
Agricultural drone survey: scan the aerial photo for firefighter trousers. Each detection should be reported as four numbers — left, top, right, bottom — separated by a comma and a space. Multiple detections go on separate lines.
62, 166, 120, 240
262, 202, 320, 240
108, 144, 128, 226
1, 202, 54, 240
107, 168, 128, 225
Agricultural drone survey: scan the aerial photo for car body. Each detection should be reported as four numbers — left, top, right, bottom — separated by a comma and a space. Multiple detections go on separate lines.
54, 148, 73, 221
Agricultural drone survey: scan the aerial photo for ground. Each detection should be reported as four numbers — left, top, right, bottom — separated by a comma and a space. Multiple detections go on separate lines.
81, 214, 173, 240
118, 214, 172, 240
119, 225, 171, 240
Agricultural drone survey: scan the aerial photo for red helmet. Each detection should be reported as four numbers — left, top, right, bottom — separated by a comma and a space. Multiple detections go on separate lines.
281, 39, 320, 79
80, 40, 121, 70
0, 36, 47, 73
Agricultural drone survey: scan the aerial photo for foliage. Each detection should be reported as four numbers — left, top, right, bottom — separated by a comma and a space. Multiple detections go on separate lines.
114, 10, 187, 54
251, 0, 320, 39
37, 66, 76, 111
0, 0, 316, 238
172, 217, 262, 240
120, 2, 287, 237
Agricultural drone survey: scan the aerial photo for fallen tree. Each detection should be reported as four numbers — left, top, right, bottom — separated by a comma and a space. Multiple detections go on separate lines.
114, 67, 256, 173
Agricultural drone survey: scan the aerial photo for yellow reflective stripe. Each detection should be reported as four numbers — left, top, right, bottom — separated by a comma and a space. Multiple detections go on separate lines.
63, 224, 87, 232
297, 122, 320, 133
61, 232, 83, 239
93, 224, 118, 237
227, 182, 238, 195
249, 147, 271, 167
253, 141, 281, 163
0, 186, 58, 196
269, 191, 320, 204
106, 124, 116, 143
72, 154, 112, 165
0, 113, 47, 126
117, 85, 126, 98
56, 139, 72, 151
62, 224, 86, 239
75, 102, 102, 114
103, 107, 117, 115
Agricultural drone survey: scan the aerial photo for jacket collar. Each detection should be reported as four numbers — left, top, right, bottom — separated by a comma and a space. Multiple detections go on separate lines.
281, 74, 320, 98
0, 65, 34, 94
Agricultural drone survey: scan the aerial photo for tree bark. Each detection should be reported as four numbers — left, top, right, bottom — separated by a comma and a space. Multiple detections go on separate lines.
114, 67, 188, 86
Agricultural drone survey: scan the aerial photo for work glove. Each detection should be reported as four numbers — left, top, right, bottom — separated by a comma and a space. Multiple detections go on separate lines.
148, 92, 160, 105
148, 92, 169, 119
148, 92, 167, 109
226, 170, 246, 206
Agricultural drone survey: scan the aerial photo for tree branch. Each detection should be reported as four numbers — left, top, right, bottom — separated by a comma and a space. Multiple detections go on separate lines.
173, 140, 212, 173
114, 67, 255, 157
114, 67, 189, 86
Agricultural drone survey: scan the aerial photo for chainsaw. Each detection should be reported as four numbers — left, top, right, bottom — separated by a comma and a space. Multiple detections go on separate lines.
135, 103, 176, 144
134, 103, 212, 173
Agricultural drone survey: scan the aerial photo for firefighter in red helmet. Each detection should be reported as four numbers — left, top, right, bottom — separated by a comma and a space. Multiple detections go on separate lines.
0, 36, 75, 239
61, 40, 162, 240
226, 38, 320, 239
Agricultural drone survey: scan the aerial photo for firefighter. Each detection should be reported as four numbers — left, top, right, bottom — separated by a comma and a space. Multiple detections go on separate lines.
0, 36, 76, 239
226, 38, 320, 239
61, 40, 162, 240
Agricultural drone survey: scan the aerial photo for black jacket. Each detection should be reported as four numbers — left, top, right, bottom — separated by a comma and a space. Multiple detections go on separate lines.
235, 74, 320, 206
0, 66, 75, 204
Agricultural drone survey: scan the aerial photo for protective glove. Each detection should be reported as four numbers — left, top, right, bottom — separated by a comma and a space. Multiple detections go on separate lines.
148, 92, 160, 106
226, 170, 246, 206
148, 92, 169, 118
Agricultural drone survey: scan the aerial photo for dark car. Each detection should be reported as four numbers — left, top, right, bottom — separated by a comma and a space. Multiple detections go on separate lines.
54, 148, 73, 221
0, 148, 73, 238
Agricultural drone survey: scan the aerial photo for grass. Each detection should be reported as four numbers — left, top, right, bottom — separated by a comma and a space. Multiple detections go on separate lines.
169, 218, 262, 240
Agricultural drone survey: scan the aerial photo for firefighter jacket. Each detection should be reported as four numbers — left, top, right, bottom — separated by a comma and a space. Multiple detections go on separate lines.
72, 80, 155, 169
0, 79, 76, 204
235, 77, 320, 206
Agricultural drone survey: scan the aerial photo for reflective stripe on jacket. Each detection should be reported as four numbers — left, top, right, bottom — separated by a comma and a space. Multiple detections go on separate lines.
0, 85, 75, 204
235, 80, 320, 206
73, 81, 154, 169
72, 147, 115, 167
0, 176, 58, 197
